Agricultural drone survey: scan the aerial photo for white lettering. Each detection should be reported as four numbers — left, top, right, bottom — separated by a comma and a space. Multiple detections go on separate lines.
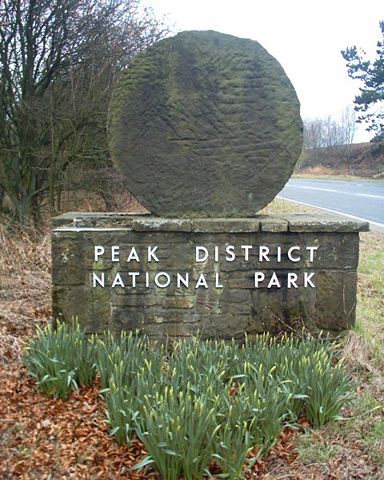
196, 246, 209, 262
287, 246, 300, 262
111, 246, 119, 262
127, 247, 140, 262
129, 272, 140, 287
304, 272, 316, 287
306, 246, 318, 262
259, 246, 270, 262
148, 246, 159, 262
112, 273, 125, 288
241, 245, 252, 261
195, 273, 208, 289
254, 272, 265, 287
94, 246, 104, 262
177, 273, 189, 288
225, 245, 235, 261
155, 272, 171, 288
92, 272, 105, 287
287, 272, 298, 288
215, 272, 223, 288
268, 272, 281, 288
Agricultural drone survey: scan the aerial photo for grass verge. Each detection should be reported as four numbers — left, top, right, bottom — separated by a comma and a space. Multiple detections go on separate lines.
261, 200, 384, 478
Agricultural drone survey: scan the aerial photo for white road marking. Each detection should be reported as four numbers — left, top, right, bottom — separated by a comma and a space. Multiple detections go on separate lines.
356, 193, 384, 199
276, 196, 384, 231
292, 186, 339, 193
285, 185, 384, 200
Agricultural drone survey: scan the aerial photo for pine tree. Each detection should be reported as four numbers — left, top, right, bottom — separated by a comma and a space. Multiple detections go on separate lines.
342, 21, 384, 141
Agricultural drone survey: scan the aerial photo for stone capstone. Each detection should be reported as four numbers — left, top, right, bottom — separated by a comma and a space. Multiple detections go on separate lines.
108, 30, 303, 217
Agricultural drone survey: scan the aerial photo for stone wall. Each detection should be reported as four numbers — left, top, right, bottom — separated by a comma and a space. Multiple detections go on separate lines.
52, 213, 368, 340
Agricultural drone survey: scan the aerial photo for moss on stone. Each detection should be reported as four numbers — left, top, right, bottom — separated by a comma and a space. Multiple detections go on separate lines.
108, 30, 303, 217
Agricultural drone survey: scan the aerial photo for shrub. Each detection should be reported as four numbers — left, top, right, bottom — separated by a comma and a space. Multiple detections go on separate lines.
103, 357, 162, 445
168, 337, 232, 393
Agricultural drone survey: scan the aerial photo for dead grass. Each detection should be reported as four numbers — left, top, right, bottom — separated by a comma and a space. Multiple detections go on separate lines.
58, 190, 149, 214
261, 198, 319, 215
296, 165, 347, 177
0, 223, 51, 338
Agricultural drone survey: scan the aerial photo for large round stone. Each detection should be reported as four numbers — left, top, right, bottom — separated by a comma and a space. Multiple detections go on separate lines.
108, 30, 303, 217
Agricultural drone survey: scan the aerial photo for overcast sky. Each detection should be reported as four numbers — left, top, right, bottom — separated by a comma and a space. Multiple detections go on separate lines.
143, 0, 383, 142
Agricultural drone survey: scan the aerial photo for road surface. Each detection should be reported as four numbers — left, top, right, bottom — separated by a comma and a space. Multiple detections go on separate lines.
277, 178, 384, 230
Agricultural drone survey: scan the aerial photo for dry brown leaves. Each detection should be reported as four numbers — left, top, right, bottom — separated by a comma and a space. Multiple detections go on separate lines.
0, 360, 300, 479
0, 363, 161, 479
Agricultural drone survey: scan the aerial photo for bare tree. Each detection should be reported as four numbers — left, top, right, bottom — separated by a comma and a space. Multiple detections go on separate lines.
0, 0, 167, 224
303, 108, 356, 151
301, 107, 357, 169
340, 106, 357, 146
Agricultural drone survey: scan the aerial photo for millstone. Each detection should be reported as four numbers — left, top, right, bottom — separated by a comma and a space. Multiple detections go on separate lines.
108, 30, 303, 217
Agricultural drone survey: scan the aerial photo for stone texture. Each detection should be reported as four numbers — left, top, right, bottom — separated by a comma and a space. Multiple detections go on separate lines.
51, 233, 85, 285
108, 30, 303, 217
259, 216, 289, 232
192, 219, 260, 233
287, 214, 369, 232
52, 212, 365, 233
52, 213, 367, 339
51, 212, 150, 228
132, 218, 192, 232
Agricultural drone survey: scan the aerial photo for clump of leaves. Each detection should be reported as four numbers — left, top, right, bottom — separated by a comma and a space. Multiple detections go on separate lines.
214, 390, 253, 479
241, 363, 289, 456
23, 320, 96, 400
135, 386, 220, 480
92, 331, 146, 389
296, 351, 350, 428
104, 379, 139, 445
102, 355, 161, 445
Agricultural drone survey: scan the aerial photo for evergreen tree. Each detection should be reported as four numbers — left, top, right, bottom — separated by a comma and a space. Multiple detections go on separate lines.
342, 21, 384, 141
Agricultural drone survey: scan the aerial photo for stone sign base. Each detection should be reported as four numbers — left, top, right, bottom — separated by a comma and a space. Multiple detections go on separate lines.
52, 213, 369, 340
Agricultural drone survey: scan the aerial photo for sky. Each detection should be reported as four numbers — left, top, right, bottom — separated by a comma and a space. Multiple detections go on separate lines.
143, 0, 383, 143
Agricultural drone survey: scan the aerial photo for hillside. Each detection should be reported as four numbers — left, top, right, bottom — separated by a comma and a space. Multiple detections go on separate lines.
296, 141, 384, 178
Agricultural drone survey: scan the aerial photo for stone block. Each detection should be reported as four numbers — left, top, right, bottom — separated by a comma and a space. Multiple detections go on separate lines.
192, 219, 260, 233
51, 213, 365, 339
288, 214, 369, 233
132, 218, 192, 232
51, 233, 85, 285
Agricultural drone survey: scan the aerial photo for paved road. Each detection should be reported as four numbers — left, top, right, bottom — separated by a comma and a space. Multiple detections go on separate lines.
277, 178, 384, 229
